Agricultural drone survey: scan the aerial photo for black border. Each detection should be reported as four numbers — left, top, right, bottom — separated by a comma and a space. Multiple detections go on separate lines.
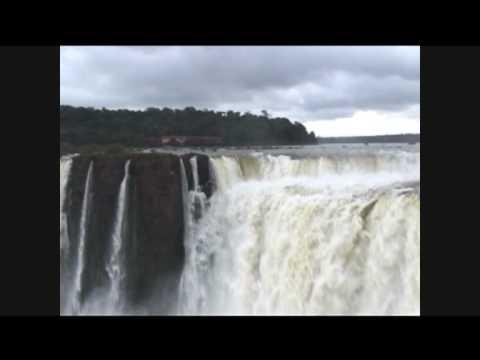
1, 46, 59, 316
59, 31, 423, 46
421, 46, 480, 316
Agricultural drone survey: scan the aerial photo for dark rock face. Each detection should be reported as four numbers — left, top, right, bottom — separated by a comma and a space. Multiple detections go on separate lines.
181, 153, 214, 198
84, 158, 126, 302
125, 155, 185, 313
64, 157, 127, 304
61, 153, 215, 314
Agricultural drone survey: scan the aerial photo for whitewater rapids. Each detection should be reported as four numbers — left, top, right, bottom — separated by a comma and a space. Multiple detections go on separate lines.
60, 146, 420, 316
178, 149, 420, 316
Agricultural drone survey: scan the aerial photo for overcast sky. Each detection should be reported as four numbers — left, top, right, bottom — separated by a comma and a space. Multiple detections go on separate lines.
61, 46, 420, 136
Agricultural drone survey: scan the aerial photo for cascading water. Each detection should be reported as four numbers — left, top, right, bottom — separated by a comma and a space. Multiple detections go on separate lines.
71, 161, 94, 314
106, 160, 131, 313
60, 157, 74, 313
60, 146, 420, 316
178, 149, 420, 315
189, 156, 207, 218
178, 156, 210, 314
60, 157, 73, 254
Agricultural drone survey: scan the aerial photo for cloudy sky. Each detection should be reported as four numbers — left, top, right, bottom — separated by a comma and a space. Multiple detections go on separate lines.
61, 46, 420, 136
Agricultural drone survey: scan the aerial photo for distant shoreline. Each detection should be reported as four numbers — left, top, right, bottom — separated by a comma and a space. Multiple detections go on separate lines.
317, 133, 420, 144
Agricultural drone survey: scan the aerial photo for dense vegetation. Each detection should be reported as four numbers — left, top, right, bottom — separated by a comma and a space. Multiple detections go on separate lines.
60, 105, 317, 155
317, 134, 420, 144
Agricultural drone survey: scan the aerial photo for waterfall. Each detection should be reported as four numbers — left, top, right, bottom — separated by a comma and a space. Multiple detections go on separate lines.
71, 161, 94, 314
210, 151, 419, 192
179, 158, 191, 243
60, 157, 73, 314
179, 152, 420, 315
191, 156, 200, 191
60, 158, 73, 254
178, 157, 211, 314
189, 156, 207, 219
60, 147, 420, 316
178, 159, 192, 313
106, 160, 131, 312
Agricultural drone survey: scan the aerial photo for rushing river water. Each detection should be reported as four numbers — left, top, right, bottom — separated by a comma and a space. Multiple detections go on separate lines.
61, 144, 420, 316
177, 144, 420, 315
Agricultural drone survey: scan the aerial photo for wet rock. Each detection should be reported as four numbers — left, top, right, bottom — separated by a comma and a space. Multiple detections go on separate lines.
125, 154, 185, 313
62, 152, 215, 314
181, 153, 214, 198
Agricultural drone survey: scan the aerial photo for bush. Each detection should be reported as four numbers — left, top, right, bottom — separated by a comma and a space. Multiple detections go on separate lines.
60, 105, 318, 147
103, 144, 129, 154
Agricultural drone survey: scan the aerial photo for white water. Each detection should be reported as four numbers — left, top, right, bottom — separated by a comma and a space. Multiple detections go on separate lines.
106, 160, 131, 312
189, 156, 207, 216
211, 151, 419, 192
60, 158, 73, 253
179, 157, 209, 313
179, 149, 420, 315
71, 161, 94, 314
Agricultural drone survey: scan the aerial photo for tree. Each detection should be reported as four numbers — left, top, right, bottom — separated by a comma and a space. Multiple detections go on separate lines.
59, 105, 318, 152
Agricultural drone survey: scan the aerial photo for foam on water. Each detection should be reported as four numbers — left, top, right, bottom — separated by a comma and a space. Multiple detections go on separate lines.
178, 149, 420, 315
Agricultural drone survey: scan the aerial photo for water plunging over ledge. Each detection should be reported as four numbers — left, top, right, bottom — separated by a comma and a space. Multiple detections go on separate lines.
60, 145, 420, 316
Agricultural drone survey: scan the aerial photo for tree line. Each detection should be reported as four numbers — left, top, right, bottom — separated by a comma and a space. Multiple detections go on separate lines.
60, 105, 317, 155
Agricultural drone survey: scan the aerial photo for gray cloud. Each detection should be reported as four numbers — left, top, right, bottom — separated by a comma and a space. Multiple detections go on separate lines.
60, 46, 419, 122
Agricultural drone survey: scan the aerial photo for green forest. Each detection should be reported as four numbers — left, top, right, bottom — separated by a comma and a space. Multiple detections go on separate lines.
60, 105, 317, 155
